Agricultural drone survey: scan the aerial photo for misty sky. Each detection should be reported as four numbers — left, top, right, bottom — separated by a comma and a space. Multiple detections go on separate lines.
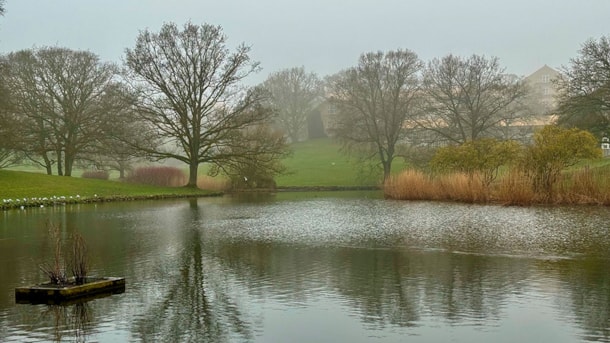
1, 0, 608, 84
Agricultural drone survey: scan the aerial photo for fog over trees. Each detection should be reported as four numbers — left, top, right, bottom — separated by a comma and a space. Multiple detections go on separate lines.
261, 66, 323, 143
330, 49, 422, 181
0, 12, 606, 185
417, 54, 529, 144
556, 35, 610, 136
1, 47, 136, 176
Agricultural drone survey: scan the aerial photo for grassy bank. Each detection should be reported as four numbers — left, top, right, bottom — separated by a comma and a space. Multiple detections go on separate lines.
1, 138, 386, 209
0, 170, 215, 210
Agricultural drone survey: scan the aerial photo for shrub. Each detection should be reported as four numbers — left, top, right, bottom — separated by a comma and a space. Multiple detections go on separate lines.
126, 166, 186, 187
431, 138, 521, 188
39, 222, 89, 285
209, 125, 290, 190
520, 125, 601, 200
81, 170, 110, 180
39, 222, 67, 285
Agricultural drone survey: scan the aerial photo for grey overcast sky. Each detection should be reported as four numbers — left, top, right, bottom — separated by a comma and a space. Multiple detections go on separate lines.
0, 0, 608, 84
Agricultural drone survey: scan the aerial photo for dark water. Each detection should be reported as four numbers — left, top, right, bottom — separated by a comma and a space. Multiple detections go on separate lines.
1, 191, 610, 342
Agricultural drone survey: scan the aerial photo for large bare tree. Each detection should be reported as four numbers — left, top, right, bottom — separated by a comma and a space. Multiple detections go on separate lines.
556, 36, 610, 136
3, 48, 126, 176
418, 54, 528, 144
1, 50, 55, 173
330, 49, 422, 181
262, 66, 323, 142
125, 22, 280, 187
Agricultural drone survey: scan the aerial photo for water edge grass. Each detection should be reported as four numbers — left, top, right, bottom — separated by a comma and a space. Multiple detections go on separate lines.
384, 166, 610, 206
0, 170, 218, 210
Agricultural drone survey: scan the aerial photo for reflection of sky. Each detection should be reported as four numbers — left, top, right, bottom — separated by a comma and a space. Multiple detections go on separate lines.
200, 197, 610, 257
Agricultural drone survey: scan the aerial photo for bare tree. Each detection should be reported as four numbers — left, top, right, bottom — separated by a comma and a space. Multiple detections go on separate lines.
0, 57, 22, 169
262, 67, 323, 142
3, 48, 131, 176
418, 54, 528, 144
1, 50, 56, 173
125, 22, 281, 188
330, 49, 423, 182
556, 36, 610, 136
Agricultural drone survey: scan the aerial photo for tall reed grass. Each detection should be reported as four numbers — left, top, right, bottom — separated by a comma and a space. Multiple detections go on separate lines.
126, 166, 186, 187
385, 167, 610, 206
197, 175, 230, 192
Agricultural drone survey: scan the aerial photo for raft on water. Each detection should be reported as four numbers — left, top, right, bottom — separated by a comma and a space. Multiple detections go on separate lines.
15, 277, 125, 304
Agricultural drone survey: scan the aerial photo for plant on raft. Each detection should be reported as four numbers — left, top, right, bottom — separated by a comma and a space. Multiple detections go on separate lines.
39, 221, 89, 285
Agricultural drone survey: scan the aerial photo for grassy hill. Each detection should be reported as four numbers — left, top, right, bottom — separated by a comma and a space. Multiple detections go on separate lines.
275, 138, 385, 187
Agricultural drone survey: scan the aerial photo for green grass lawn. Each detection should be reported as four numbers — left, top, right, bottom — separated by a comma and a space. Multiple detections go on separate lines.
0, 170, 212, 204
275, 138, 381, 187
2, 138, 407, 205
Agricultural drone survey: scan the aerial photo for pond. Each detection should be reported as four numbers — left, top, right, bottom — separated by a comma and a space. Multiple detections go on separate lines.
1, 191, 610, 342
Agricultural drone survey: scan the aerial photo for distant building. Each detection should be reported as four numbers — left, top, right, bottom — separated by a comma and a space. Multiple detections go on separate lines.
314, 65, 561, 144
524, 65, 561, 114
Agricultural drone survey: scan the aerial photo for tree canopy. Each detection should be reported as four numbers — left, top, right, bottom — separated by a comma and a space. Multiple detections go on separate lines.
2, 47, 132, 176
418, 54, 528, 144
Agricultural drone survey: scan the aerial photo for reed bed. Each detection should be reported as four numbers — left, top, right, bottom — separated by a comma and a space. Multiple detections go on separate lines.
197, 175, 230, 192
385, 167, 610, 206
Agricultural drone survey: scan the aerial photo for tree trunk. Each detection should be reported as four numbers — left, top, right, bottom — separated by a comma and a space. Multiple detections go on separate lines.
382, 162, 391, 183
42, 153, 52, 175
56, 150, 63, 176
187, 161, 199, 188
64, 154, 74, 176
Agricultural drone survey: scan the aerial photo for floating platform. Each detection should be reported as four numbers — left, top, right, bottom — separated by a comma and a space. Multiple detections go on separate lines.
15, 277, 125, 304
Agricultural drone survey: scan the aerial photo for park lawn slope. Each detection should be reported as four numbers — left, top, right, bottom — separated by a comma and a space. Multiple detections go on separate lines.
0, 170, 214, 206
275, 138, 406, 187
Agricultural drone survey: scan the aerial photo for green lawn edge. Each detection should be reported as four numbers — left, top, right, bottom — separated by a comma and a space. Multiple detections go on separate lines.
0, 170, 219, 210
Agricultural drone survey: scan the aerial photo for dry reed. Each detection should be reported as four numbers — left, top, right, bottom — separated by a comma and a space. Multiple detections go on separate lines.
494, 170, 536, 205
197, 175, 230, 192
385, 167, 610, 206
384, 170, 435, 200
437, 173, 489, 203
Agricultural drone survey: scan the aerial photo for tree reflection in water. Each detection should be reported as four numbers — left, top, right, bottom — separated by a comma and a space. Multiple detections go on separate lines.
213, 242, 534, 331
5, 197, 610, 342
133, 199, 253, 342
42, 302, 92, 342
553, 257, 610, 341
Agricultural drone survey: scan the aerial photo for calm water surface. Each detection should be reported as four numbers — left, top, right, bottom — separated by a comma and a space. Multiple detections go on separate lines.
1, 191, 610, 342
